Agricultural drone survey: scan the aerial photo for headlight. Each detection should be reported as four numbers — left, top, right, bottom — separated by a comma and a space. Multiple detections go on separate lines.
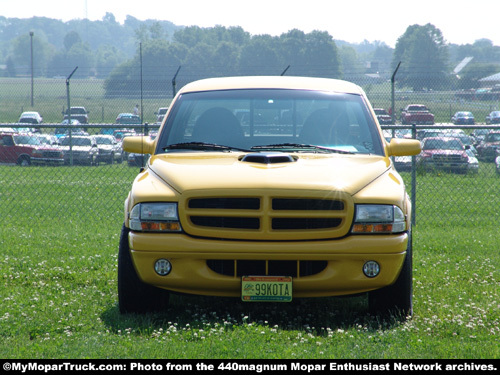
351, 205, 406, 234
129, 203, 182, 232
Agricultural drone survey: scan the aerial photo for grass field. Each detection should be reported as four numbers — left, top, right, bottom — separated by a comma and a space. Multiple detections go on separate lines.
0, 164, 498, 359
1, 78, 498, 125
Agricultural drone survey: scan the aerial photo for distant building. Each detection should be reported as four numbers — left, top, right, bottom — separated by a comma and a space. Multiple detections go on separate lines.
479, 72, 500, 87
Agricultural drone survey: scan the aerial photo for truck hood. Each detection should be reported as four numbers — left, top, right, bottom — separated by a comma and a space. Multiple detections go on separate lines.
148, 152, 391, 196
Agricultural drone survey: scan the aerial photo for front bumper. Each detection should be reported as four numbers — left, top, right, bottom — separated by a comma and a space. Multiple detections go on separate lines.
31, 157, 64, 165
128, 232, 409, 298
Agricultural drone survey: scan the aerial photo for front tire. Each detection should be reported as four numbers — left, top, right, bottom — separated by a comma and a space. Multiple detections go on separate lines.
118, 224, 170, 314
18, 156, 31, 166
368, 230, 413, 319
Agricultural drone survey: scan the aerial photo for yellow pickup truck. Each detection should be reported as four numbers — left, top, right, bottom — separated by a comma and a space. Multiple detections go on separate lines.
118, 76, 421, 317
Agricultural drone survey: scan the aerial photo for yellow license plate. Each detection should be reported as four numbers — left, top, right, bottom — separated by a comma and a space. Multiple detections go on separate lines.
241, 276, 292, 302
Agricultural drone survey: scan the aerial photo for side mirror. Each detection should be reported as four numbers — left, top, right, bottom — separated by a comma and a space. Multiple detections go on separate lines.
122, 136, 155, 155
387, 138, 421, 157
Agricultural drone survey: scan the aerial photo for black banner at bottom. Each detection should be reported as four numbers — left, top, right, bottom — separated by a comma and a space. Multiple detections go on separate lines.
2, 359, 498, 374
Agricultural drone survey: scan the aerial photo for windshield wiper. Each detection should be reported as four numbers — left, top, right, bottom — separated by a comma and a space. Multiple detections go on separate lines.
251, 143, 355, 154
163, 142, 251, 152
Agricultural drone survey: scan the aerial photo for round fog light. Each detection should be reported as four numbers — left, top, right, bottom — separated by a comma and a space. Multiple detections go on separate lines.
154, 259, 172, 276
363, 261, 380, 278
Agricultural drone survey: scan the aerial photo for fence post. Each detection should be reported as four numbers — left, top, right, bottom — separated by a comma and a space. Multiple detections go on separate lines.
66, 66, 78, 166
172, 66, 181, 98
391, 62, 401, 124
411, 123, 417, 227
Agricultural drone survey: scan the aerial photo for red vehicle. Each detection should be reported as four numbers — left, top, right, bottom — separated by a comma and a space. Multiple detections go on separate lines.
417, 137, 476, 174
373, 108, 393, 125
401, 104, 435, 125
0, 133, 64, 166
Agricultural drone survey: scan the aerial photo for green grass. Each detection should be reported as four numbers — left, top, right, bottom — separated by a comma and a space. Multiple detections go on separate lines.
0, 78, 172, 124
0, 164, 499, 359
1, 77, 498, 125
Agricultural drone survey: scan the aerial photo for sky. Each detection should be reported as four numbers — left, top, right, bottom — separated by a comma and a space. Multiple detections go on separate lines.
1, 0, 499, 47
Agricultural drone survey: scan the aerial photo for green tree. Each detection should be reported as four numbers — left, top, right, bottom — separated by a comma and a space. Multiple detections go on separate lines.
64, 31, 82, 51
212, 41, 240, 77
239, 35, 280, 75
95, 44, 126, 78
302, 31, 341, 78
278, 30, 341, 78
11, 31, 51, 76
392, 24, 450, 90
5, 56, 16, 77
339, 45, 364, 78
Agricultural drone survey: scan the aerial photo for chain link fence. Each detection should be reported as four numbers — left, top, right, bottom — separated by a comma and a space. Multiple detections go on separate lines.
1, 74, 500, 228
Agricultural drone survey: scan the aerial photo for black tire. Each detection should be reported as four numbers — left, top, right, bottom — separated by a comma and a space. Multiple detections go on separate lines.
18, 155, 31, 166
368, 230, 413, 319
117, 224, 170, 314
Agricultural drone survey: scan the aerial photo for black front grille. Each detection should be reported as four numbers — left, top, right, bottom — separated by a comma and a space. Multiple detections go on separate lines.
42, 151, 62, 158
432, 154, 463, 163
272, 217, 342, 230
185, 196, 348, 235
190, 216, 260, 229
189, 198, 260, 210
207, 259, 328, 277
272, 198, 344, 211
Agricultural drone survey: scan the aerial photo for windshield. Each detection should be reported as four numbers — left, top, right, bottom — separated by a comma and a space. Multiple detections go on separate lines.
95, 136, 114, 145
61, 137, 92, 146
423, 138, 463, 151
157, 89, 383, 155
485, 133, 500, 142
14, 135, 41, 145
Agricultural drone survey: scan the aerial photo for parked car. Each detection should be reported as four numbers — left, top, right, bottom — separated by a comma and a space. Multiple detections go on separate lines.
55, 119, 88, 139
94, 135, 123, 164
118, 75, 421, 316
446, 129, 478, 156
401, 104, 435, 125
127, 152, 150, 167
373, 108, 393, 125
62, 106, 89, 124
0, 132, 64, 166
18, 111, 43, 124
15, 111, 43, 133
485, 111, 500, 124
476, 130, 500, 162
471, 128, 489, 145
113, 129, 136, 142
466, 149, 479, 174
59, 135, 98, 165
451, 111, 474, 125
393, 155, 413, 172
495, 150, 500, 175
154, 107, 169, 123
116, 113, 141, 125
417, 137, 475, 174
417, 129, 447, 141
36, 134, 59, 146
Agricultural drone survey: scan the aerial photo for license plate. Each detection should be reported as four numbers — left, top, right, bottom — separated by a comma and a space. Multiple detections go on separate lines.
241, 276, 292, 302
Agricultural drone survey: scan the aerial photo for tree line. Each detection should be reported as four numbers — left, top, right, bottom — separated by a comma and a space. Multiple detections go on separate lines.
1, 14, 499, 96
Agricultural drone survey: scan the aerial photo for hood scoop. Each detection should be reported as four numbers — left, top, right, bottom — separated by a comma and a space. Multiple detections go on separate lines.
240, 152, 296, 164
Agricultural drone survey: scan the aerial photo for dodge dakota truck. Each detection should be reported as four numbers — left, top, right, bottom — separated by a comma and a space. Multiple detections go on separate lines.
118, 76, 421, 317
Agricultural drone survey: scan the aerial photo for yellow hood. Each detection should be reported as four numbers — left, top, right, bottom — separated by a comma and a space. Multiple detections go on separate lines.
148, 152, 391, 196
